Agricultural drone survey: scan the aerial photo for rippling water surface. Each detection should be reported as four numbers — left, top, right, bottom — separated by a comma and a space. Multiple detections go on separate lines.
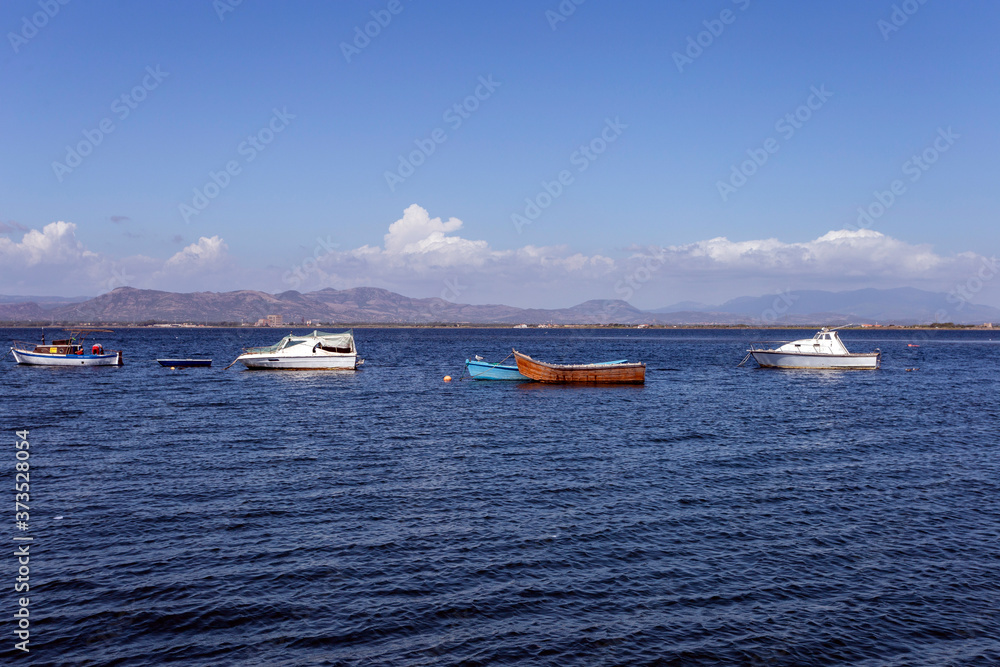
2, 327, 999, 666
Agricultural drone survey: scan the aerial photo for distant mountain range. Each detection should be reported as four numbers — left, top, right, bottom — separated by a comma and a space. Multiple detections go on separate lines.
656, 288, 1000, 324
0, 294, 90, 306
0, 286, 996, 325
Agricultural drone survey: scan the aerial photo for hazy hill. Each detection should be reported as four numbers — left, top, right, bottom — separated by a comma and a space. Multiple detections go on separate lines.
696, 287, 1000, 324
0, 294, 90, 306
0, 286, 996, 325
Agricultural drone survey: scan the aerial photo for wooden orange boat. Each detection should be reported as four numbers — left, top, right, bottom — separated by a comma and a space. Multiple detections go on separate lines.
512, 349, 645, 384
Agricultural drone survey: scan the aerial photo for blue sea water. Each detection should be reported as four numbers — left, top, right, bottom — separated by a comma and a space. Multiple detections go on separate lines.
1, 326, 999, 666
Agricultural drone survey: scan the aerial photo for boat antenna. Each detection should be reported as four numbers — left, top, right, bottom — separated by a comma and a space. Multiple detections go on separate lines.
829, 323, 856, 331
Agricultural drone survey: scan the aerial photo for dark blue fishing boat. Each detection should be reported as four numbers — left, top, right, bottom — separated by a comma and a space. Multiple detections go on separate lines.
157, 358, 212, 368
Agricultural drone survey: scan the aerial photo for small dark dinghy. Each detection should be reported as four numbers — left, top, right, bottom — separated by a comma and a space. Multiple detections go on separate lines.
157, 358, 212, 368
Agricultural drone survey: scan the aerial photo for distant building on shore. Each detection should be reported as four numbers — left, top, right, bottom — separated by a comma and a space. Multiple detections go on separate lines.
254, 314, 284, 327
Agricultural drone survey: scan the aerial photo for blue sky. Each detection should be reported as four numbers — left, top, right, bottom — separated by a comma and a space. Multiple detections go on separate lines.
2, 0, 998, 309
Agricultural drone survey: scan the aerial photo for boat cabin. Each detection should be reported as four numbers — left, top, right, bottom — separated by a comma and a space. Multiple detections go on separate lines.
776, 329, 850, 355
32, 338, 83, 355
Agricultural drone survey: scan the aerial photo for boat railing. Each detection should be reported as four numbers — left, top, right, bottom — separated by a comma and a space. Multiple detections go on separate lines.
11, 340, 44, 352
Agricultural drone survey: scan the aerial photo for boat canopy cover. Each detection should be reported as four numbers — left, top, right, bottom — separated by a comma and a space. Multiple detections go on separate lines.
249, 330, 354, 354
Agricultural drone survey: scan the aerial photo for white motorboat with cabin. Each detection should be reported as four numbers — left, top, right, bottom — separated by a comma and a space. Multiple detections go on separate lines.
233, 330, 362, 370
742, 327, 880, 369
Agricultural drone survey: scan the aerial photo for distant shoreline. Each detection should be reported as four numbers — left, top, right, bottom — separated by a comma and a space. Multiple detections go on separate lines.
0, 322, 994, 331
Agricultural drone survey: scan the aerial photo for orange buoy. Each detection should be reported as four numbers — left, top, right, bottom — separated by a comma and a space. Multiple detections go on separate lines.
443, 375, 452, 382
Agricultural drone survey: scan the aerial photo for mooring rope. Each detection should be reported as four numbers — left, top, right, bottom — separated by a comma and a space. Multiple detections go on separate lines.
462, 351, 516, 380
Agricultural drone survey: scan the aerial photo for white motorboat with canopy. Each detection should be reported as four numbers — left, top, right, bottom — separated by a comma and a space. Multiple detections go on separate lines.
741, 326, 880, 369
233, 330, 362, 370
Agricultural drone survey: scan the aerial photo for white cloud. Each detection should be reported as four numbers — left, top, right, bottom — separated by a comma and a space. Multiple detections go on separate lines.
383, 203, 466, 254
0, 225, 242, 296
0, 221, 113, 295
0, 221, 100, 268
163, 236, 229, 270
633, 228, 975, 280
286, 205, 616, 303
615, 228, 993, 308
150, 236, 243, 292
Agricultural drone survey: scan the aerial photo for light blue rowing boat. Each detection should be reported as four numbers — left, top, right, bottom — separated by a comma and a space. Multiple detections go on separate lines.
465, 358, 527, 380
465, 356, 629, 380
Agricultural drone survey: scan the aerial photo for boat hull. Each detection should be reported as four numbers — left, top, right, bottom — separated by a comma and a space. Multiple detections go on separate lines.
237, 353, 358, 370
750, 350, 880, 369
465, 359, 529, 380
11, 349, 122, 366
513, 350, 645, 384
